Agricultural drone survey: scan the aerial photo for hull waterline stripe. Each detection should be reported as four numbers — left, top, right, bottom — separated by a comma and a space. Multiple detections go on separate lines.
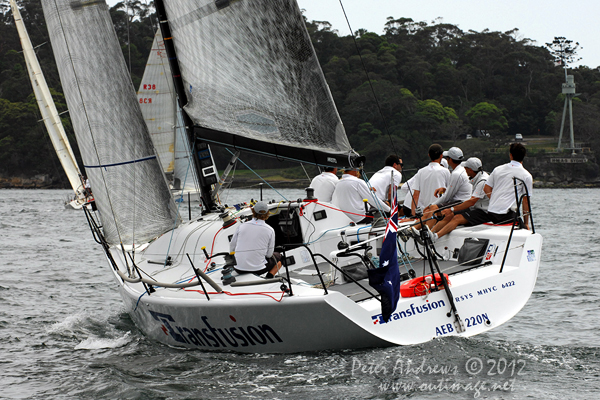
84, 155, 157, 169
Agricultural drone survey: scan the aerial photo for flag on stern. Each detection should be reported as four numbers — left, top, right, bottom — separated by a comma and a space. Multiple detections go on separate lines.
367, 186, 400, 323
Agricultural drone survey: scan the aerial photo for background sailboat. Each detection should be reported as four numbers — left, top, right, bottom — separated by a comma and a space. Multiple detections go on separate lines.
137, 29, 200, 202
10, 0, 88, 209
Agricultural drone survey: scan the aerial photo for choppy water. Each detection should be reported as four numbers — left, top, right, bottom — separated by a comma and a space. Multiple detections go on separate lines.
1, 188, 599, 399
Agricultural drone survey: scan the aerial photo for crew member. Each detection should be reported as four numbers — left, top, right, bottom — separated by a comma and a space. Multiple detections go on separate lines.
332, 168, 390, 224
309, 167, 338, 202
369, 154, 403, 205
229, 201, 281, 278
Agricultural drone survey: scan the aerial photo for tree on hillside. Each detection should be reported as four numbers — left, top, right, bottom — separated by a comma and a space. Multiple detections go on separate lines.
465, 102, 508, 133
546, 36, 582, 81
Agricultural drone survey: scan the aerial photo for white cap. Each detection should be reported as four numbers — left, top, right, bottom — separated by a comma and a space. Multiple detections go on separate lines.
253, 201, 269, 215
443, 147, 464, 161
463, 157, 482, 171
440, 158, 449, 168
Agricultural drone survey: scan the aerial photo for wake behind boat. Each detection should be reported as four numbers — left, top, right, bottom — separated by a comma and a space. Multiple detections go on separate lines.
40, 0, 542, 353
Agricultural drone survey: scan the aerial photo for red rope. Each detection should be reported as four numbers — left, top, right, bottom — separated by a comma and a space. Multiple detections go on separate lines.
314, 201, 374, 219
183, 288, 286, 302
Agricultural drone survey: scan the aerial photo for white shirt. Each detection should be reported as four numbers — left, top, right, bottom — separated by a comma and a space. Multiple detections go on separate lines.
486, 161, 533, 214
412, 162, 451, 208
432, 164, 471, 206
470, 171, 489, 210
332, 173, 390, 223
229, 218, 275, 272
309, 172, 338, 202
369, 166, 402, 202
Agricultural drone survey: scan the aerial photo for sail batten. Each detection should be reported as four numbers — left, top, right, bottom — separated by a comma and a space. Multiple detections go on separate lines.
42, 0, 180, 245
163, 0, 355, 166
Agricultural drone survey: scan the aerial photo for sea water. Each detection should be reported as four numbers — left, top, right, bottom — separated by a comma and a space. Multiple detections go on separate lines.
1, 188, 599, 399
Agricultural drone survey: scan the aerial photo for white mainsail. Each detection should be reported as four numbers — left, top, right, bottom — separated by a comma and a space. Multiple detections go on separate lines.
10, 0, 85, 202
41, 0, 180, 245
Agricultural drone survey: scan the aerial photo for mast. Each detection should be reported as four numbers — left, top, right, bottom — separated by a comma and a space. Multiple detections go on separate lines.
154, 0, 218, 211
10, 0, 85, 200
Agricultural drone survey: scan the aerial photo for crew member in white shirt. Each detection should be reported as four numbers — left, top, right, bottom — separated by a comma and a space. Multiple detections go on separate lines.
332, 168, 390, 224
416, 147, 471, 230
369, 154, 403, 205
431, 157, 489, 239
229, 201, 281, 278
309, 167, 338, 202
433, 143, 532, 240
409, 144, 450, 216
482, 143, 533, 227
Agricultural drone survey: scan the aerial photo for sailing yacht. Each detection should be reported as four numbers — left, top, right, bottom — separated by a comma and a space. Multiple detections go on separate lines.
137, 29, 200, 202
10, 0, 90, 210
40, 0, 542, 352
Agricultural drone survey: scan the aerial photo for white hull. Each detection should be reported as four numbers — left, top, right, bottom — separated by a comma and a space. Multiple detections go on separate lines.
103, 201, 542, 353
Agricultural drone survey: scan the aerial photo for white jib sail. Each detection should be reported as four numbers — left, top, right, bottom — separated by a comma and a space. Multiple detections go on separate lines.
10, 0, 84, 199
41, 0, 180, 245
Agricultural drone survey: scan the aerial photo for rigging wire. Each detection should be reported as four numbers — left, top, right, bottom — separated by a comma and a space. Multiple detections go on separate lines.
125, 0, 132, 75
225, 148, 289, 201
49, 0, 128, 262
300, 164, 312, 181
337, 0, 398, 156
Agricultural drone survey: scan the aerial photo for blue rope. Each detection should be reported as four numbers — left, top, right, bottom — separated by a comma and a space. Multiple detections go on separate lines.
305, 224, 352, 245
356, 225, 370, 242
134, 291, 147, 312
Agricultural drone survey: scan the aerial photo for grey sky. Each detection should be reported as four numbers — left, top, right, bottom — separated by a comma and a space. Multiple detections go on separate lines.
106, 0, 597, 69
297, 0, 598, 69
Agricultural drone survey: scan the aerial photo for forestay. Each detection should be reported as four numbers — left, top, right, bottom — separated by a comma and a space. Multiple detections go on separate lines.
42, 0, 180, 245
162, 0, 354, 165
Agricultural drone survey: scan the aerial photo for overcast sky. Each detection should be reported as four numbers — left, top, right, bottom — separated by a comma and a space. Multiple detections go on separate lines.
107, 0, 598, 69
297, 0, 599, 69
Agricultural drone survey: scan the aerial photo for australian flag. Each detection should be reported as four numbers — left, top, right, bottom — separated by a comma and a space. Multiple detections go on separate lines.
368, 186, 401, 322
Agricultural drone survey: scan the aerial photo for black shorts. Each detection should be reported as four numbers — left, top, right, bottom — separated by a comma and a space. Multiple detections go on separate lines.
401, 205, 413, 218
461, 209, 517, 227
234, 252, 281, 275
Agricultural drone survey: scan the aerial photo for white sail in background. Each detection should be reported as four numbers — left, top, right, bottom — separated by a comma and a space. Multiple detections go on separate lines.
10, 0, 85, 201
172, 108, 198, 193
137, 29, 176, 176
41, 0, 179, 245
138, 29, 198, 195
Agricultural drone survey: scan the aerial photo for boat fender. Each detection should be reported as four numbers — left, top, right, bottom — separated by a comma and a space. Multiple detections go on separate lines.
400, 273, 450, 298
